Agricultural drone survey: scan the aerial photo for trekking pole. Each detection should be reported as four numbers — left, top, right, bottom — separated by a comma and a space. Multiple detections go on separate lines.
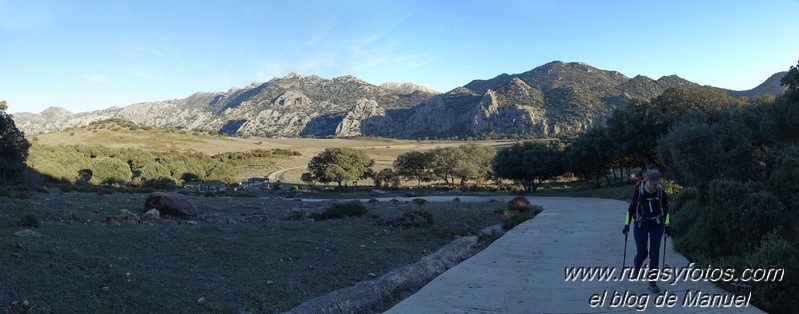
623, 232, 628, 270
662, 233, 667, 267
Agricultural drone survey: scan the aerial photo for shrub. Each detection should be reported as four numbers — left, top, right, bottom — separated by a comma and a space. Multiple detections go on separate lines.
141, 177, 178, 190
507, 196, 532, 212
412, 198, 427, 208
368, 198, 379, 206
493, 206, 509, 217
387, 210, 435, 227
390, 198, 400, 205
18, 214, 41, 228
742, 231, 799, 314
289, 185, 300, 191
707, 179, 783, 255
309, 201, 369, 220
503, 205, 543, 230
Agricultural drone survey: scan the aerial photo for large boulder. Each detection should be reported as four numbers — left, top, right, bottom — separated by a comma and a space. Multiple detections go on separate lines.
143, 193, 198, 218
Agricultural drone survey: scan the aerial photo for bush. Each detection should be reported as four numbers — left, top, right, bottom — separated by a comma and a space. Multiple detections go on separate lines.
706, 179, 783, 255
368, 198, 379, 206
742, 231, 799, 314
493, 206, 509, 217
507, 196, 532, 212
412, 198, 427, 208
309, 201, 369, 220
503, 205, 543, 230
18, 214, 41, 228
141, 177, 178, 190
387, 210, 435, 227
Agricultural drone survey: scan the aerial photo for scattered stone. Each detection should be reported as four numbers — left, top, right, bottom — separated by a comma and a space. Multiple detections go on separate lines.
104, 209, 140, 225
266, 280, 275, 285
479, 224, 506, 237
186, 220, 198, 225
241, 214, 268, 223
367, 272, 377, 278
101, 286, 110, 292
143, 192, 198, 218
22, 300, 29, 308
371, 189, 386, 196
142, 208, 160, 220
197, 297, 206, 305
14, 229, 41, 237
288, 208, 307, 221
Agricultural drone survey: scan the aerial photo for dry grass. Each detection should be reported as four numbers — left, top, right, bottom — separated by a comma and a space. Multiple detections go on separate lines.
37, 127, 520, 183
0, 191, 504, 313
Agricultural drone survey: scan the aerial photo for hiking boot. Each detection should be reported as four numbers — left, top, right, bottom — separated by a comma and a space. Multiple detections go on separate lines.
648, 281, 660, 294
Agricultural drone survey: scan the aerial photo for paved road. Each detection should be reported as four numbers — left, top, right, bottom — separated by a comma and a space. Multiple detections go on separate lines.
386, 197, 764, 313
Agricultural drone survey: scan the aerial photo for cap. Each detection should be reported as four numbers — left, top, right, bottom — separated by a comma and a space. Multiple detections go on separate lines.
645, 169, 661, 181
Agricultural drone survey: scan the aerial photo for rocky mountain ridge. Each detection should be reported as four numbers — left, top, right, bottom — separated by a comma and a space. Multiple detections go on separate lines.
15, 61, 787, 138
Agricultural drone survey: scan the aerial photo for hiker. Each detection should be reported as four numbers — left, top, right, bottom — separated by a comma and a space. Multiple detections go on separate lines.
622, 169, 671, 293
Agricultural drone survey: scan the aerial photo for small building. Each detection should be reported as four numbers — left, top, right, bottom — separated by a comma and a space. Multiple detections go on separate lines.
239, 177, 270, 189
184, 180, 227, 192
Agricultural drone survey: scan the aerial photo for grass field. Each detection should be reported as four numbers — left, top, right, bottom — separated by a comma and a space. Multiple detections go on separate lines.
34, 125, 522, 183
1, 191, 506, 313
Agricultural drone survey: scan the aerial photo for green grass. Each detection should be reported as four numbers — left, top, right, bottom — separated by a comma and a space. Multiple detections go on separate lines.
503, 205, 544, 230
0, 192, 503, 312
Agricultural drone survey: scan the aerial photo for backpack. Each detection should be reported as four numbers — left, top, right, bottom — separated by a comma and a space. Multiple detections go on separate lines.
633, 179, 664, 227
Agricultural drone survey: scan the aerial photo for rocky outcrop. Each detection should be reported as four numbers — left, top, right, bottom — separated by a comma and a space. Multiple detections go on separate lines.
335, 99, 392, 137
380, 82, 439, 95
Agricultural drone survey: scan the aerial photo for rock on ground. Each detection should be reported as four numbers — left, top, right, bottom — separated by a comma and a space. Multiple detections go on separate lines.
143, 193, 198, 218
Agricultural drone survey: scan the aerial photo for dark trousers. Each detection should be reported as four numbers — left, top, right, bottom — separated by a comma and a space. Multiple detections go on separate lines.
633, 222, 664, 280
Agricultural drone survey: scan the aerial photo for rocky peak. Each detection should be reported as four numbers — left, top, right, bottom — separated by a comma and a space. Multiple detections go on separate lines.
39, 107, 73, 117
379, 82, 439, 95
285, 71, 304, 79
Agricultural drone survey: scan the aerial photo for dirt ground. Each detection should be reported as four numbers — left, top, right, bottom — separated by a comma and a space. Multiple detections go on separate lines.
0, 189, 505, 313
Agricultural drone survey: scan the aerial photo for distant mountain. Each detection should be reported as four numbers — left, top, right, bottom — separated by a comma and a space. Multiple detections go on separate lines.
728, 71, 787, 98
379, 82, 439, 95
14, 62, 788, 139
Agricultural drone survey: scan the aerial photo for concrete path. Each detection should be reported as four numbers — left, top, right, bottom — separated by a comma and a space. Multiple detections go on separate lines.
387, 197, 764, 313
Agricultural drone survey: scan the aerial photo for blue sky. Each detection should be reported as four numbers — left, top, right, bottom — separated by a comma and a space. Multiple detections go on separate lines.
2, 0, 798, 114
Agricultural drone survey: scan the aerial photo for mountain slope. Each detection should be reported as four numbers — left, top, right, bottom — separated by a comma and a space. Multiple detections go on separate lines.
15, 62, 787, 139
728, 71, 787, 98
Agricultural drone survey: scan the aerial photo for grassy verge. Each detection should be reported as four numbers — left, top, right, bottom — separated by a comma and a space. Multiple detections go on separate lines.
0, 192, 503, 313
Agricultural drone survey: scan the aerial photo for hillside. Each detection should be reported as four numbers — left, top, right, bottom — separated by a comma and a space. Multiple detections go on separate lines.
15, 61, 787, 139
